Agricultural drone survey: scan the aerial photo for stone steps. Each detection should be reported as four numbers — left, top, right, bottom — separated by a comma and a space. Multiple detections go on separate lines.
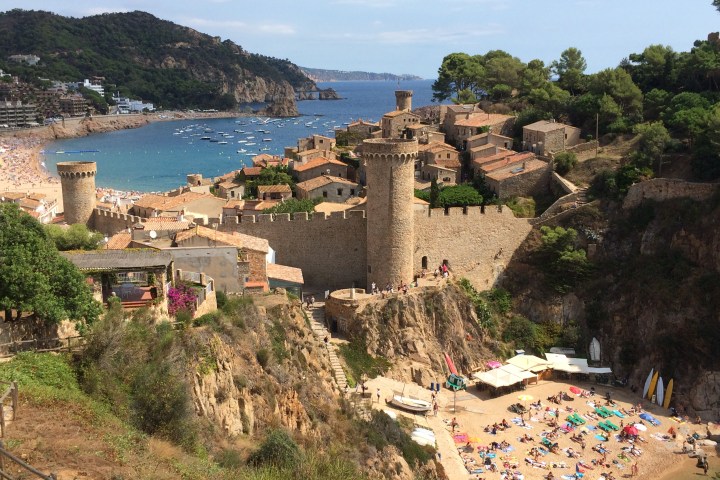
307, 302, 347, 390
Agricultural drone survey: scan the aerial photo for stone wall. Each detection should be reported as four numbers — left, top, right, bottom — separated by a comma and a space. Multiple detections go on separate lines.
220, 211, 367, 290
167, 246, 241, 293
91, 209, 144, 236
414, 206, 533, 289
566, 140, 598, 161
489, 162, 552, 200
623, 178, 719, 210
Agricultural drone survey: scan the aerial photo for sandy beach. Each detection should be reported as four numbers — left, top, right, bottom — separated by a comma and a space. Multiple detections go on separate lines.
364, 375, 719, 480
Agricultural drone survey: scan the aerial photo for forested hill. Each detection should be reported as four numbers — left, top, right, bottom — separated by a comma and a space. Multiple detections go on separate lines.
301, 67, 423, 82
0, 9, 315, 112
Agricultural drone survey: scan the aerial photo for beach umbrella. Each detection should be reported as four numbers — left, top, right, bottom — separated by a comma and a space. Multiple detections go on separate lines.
518, 394, 533, 402
486, 360, 502, 369
639, 412, 656, 422
623, 425, 639, 436
569, 386, 582, 395
633, 423, 647, 432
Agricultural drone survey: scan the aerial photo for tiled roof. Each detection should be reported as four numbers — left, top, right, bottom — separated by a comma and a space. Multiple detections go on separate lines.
426, 142, 457, 153
297, 148, 322, 157
218, 181, 242, 189
348, 119, 378, 127
18, 198, 41, 209
446, 104, 481, 113
215, 169, 241, 182
174, 225, 269, 253
434, 158, 461, 169
472, 148, 515, 167
61, 249, 173, 271
0, 192, 26, 201
243, 199, 280, 211
383, 110, 419, 118
257, 184, 292, 194
133, 192, 210, 211
485, 158, 549, 181
224, 199, 244, 209
480, 152, 536, 173
267, 263, 304, 285
296, 175, 358, 192
106, 232, 132, 250
139, 218, 191, 232
293, 157, 346, 172
455, 113, 513, 128
524, 120, 570, 133
241, 167, 262, 176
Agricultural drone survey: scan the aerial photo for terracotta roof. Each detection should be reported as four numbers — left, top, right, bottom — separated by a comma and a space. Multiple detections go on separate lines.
348, 119, 378, 127
446, 104, 481, 113
480, 152, 536, 173
313, 202, 354, 214
455, 113, 513, 128
28, 192, 47, 200
215, 169, 241, 182
267, 263, 304, 285
383, 110, 419, 118
434, 158, 461, 169
293, 157, 346, 172
0, 192, 26, 201
218, 181, 242, 189
243, 199, 280, 211
257, 184, 292, 194
224, 199, 244, 209
472, 148, 516, 167
133, 192, 211, 212
106, 232, 132, 250
297, 148, 322, 156
524, 120, 572, 133
244, 281, 268, 290
241, 167, 262, 176
296, 175, 358, 192
139, 218, 191, 232
485, 158, 549, 181
61, 249, 173, 271
426, 142, 457, 154
174, 225, 269, 253
18, 198, 41, 209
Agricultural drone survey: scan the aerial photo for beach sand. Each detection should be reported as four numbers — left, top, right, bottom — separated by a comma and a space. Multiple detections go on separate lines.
364, 376, 718, 480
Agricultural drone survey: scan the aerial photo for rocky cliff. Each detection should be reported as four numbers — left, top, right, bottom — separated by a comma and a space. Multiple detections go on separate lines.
502, 190, 720, 419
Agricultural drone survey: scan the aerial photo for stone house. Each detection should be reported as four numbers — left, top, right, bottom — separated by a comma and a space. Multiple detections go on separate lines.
251, 154, 289, 169
131, 192, 225, 224
297, 134, 335, 154
451, 113, 515, 149
0, 191, 58, 224
465, 131, 513, 153
483, 158, 551, 200
421, 164, 459, 185
295, 148, 328, 165
241, 199, 280, 217
295, 175, 359, 203
292, 157, 348, 183
522, 120, 581, 156
346, 119, 380, 141
257, 184, 292, 201
471, 149, 532, 176
216, 180, 245, 200
239, 166, 262, 181
381, 110, 421, 138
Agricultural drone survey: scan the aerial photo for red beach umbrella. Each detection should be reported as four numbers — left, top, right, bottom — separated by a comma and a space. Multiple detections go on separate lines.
569, 386, 582, 394
623, 425, 639, 436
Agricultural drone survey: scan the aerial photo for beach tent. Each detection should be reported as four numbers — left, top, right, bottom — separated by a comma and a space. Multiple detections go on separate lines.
501, 363, 538, 384
506, 354, 553, 373
545, 353, 612, 375
472, 365, 526, 388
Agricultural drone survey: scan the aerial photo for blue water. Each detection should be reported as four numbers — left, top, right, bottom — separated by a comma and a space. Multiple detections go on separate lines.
43, 80, 442, 192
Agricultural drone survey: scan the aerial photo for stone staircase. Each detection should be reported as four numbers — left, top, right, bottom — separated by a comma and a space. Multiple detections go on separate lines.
307, 302, 347, 390
347, 392, 372, 421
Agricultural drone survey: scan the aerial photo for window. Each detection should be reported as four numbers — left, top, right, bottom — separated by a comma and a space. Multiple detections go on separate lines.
421, 256, 428, 269
337, 188, 343, 196
322, 191, 328, 198
350, 189, 355, 196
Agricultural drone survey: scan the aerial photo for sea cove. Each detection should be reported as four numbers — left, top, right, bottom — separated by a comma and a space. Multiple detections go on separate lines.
43, 80, 441, 192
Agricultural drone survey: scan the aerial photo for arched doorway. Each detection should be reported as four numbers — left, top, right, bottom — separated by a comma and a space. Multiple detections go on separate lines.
421, 256, 428, 270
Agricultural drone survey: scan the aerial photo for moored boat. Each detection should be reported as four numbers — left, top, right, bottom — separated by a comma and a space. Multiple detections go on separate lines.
387, 395, 432, 413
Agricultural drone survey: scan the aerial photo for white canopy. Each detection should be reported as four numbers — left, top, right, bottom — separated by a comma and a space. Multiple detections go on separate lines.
544, 353, 612, 375
472, 364, 530, 388
506, 354, 553, 373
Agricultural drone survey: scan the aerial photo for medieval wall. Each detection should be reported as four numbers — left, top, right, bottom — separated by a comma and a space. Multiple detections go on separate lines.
91, 209, 144, 236
168, 247, 241, 293
414, 206, 533, 289
623, 178, 719, 210
220, 211, 367, 290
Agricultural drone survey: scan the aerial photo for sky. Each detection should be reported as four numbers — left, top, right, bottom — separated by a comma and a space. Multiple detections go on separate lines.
5, 0, 720, 79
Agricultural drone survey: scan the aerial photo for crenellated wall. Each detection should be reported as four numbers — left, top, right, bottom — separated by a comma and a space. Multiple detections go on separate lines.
220, 210, 368, 290
90, 209, 144, 236
414, 205, 533, 288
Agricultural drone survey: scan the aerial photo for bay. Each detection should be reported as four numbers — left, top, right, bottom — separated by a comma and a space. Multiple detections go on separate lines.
43, 79, 443, 192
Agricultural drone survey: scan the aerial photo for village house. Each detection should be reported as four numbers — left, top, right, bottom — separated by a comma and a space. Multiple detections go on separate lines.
416, 142, 461, 184
483, 157, 552, 200
257, 184, 292, 201
292, 156, 349, 183
0, 191, 58, 223
295, 175, 359, 203
130, 217, 193, 243
522, 119, 581, 156
295, 148, 329, 166
439, 104, 516, 148
381, 109, 421, 139
472, 150, 536, 177
241, 199, 281, 218
130, 191, 225, 224
465, 131, 514, 154
251, 154, 289, 169
342, 119, 380, 144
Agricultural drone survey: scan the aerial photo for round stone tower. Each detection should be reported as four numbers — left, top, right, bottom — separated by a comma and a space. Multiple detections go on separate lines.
57, 161, 97, 225
362, 138, 418, 290
395, 90, 413, 111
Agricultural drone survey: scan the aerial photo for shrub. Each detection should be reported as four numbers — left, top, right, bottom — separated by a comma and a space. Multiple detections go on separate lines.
338, 339, 391, 381
215, 448, 243, 469
256, 348, 270, 368
215, 291, 228, 309
168, 282, 198, 317
554, 151, 578, 175
247, 429, 300, 468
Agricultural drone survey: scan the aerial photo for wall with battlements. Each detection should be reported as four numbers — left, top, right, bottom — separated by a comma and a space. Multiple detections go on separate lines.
220, 210, 367, 290
90, 209, 144, 236
414, 206, 533, 289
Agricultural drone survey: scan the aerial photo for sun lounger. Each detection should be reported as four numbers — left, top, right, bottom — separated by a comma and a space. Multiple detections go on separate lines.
571, 413, 586, 425
594, 407, 610, 418
597, 422, 611, 433
598, 406, 613, 417
567, 415, 582, 426
604, 420, 620, 431
612, 409, 625, 418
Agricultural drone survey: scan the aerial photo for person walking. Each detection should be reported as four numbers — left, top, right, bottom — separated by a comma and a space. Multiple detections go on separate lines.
376, 388, 381, 403
433, 401, 439, 416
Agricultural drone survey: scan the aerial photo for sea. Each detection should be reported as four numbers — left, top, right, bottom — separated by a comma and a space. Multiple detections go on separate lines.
43, 79, 443, 192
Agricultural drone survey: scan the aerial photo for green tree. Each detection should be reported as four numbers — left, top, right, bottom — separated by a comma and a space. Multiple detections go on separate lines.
589, 68, 644, 129
551, 47, 587, 94
692, 102, 720, 180
623, 45, 678, 92
539, 226, 592, 293
245, 166, 295, 198
429, 178, 440, 208
554, 151, 578, 175
633, 121, 670, 171
519, 59, 550, 95
432, 53, 485, 102
438, 184, 483, 207
45, 223, 104, 251
0, 204, 101, 324
262, 198, 322, 215
247, 429, 301, 468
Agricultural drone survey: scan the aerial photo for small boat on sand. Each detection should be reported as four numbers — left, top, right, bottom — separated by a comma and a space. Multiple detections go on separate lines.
386, 395, 432, 413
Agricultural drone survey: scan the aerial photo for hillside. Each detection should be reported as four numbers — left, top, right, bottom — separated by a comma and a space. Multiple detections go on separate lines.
301, 67, 422, 82
0, 9, 316, 115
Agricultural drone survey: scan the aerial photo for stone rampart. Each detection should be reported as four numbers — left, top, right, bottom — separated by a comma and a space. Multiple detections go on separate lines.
221, 211, 368, 290
414, 206, 532, 288
623, 178, 719, 210
566, 140, 598, 161
91, 209, 144, 236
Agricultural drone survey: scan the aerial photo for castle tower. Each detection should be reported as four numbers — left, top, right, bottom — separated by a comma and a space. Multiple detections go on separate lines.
362, 138, 418, 290
57, 161, 97, 225
395, 90, 412, 111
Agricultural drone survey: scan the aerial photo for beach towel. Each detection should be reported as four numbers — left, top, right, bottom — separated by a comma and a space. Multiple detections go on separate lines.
452, 433, 469, 443
468, 468, 484, 474
538, 447, 549, 455
585, 424, 596, 430
612, 410, 625, 418
595, 434, 608, 441
502, 445, 515, 453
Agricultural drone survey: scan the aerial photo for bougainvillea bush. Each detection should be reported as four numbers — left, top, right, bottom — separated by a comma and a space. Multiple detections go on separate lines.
167, 282, 197, 317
